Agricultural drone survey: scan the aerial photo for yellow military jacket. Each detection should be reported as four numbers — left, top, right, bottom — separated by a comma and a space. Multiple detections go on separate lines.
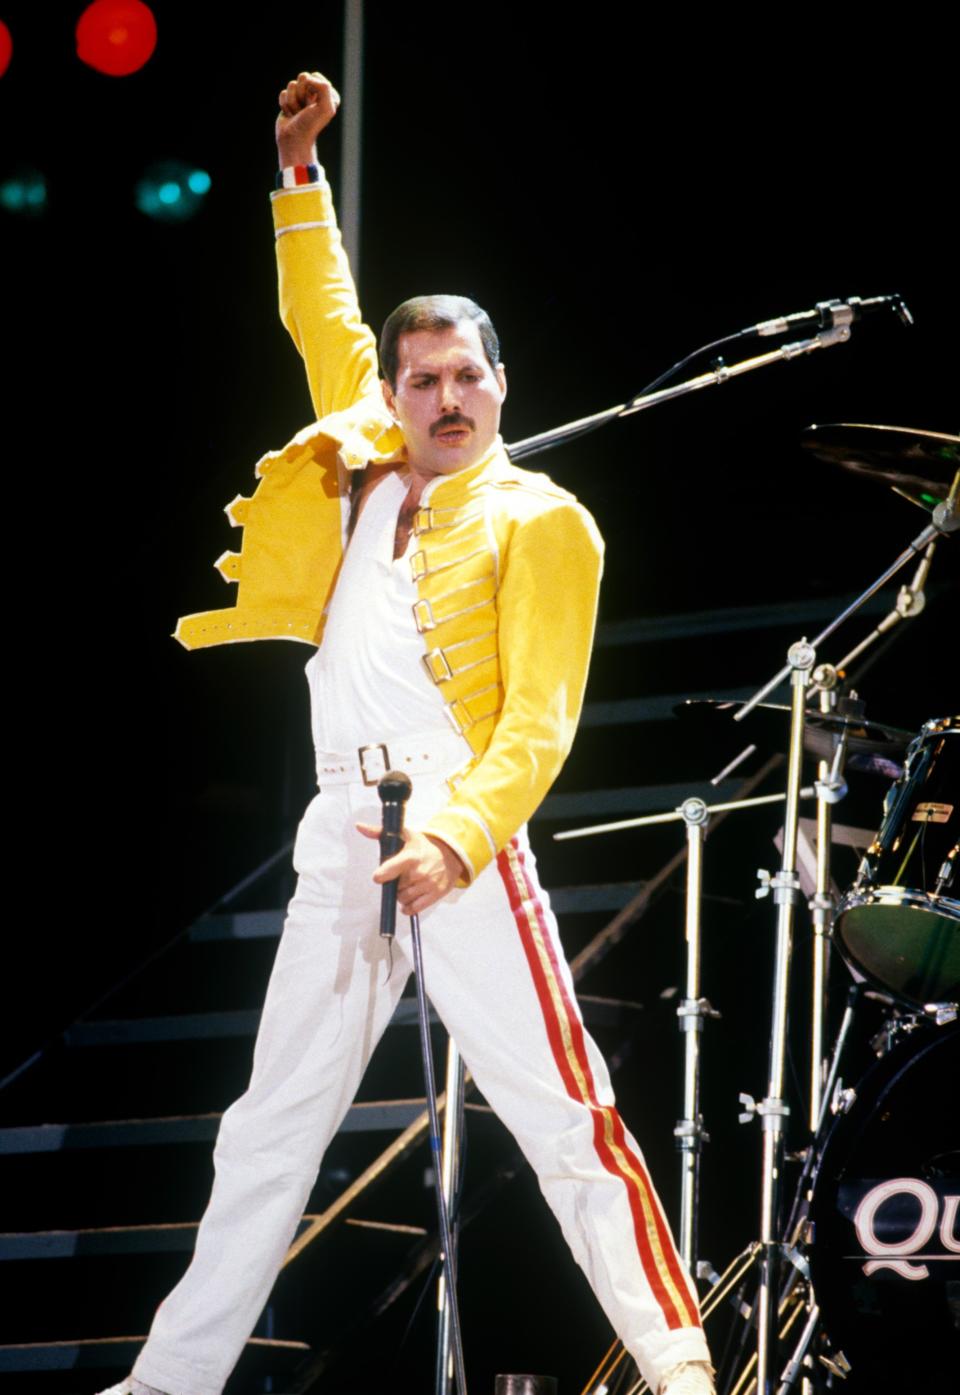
175, 181, 604, 881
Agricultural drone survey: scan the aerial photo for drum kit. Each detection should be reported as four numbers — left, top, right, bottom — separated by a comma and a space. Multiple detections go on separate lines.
560, 424, 959, 1395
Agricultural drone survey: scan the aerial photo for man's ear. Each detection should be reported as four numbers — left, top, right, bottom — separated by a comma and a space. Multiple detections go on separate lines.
496, 362, 507, 403
381, 377, 398, 419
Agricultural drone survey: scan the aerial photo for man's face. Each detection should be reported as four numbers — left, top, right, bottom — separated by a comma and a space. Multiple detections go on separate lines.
382, 320, 507, 481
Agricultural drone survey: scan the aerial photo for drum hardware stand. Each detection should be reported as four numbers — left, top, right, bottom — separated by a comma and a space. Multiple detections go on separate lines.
774, 1301, 821, 1395
738, 639, 815, 1395
703, 457, 955, 790
817, 535, 938, 685
817, 1350, 851, 1382
556, 786, 814, 1281
865, 994, 914, 1055
724, 1282, 809, 1395
780, 970, 858, 1279
814, 984, 861, 1137
863, 997, 958, 1063
675, 797, 722, 1274
746, 792, 872, 1395
729, 493, 958, 1394
775, 1303, 852, 1395
735, 517, 944, 724
808, 680, 849, 1133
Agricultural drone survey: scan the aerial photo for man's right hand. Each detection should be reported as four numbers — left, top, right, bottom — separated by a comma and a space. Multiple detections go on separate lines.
276, 71, 341, 169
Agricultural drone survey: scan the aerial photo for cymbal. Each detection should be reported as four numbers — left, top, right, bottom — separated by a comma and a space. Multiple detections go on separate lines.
802, 423, 960, 506
676, 698, 913, 772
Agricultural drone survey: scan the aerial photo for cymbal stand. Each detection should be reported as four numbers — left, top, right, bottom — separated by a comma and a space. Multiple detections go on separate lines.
560, 793, 718, 1276
675, 796, 719, 1274
739, 641, 814, 1395
735, 520, 941, 721
556, 786, 813, 1280
805, 465, 956, 701
807, 684, 849, 1132
730, 501, 956, 1393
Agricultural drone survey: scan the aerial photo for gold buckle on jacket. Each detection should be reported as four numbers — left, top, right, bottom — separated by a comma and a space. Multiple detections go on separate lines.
423, 649, 454, 683
412, 598, 436, 633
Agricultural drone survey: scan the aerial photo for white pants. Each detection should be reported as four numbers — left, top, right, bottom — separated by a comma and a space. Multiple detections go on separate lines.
134, 771, 709, 1395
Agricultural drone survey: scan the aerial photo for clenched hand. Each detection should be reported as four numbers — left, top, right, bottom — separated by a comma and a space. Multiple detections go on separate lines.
276, 70, 340, 168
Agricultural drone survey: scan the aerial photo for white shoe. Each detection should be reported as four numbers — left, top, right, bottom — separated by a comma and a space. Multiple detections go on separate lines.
658, 1360, 716, 1395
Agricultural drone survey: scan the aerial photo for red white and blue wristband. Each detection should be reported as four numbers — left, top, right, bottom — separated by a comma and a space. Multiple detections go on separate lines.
275, 163, 322, 189
272, 164, 331, 236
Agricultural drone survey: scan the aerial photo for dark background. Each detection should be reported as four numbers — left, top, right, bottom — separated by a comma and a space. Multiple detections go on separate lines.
1, 3, 956, 1391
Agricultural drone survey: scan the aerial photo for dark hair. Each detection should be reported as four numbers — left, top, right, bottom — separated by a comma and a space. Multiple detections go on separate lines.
379, 294, 500, 390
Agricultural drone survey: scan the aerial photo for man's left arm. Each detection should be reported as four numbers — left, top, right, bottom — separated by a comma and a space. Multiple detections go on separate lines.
364, 499, 601, 910
421, 498, 604, 882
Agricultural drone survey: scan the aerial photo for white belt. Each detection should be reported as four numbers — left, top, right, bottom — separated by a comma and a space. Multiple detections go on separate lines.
315, 729, 468, 787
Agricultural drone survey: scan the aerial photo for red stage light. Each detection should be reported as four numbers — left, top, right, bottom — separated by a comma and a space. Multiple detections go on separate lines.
76, 1, 157, 77
0, 20, 13, 79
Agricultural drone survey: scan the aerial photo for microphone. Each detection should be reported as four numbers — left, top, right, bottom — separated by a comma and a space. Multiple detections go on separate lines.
377, 770, 413, 939
753, 294, 913, 338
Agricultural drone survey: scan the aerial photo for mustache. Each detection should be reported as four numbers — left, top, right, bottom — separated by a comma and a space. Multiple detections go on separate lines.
430, 412, 475, 438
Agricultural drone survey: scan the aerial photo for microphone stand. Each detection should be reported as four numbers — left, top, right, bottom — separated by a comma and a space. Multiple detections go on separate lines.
507, 324, 853, 462
435, 1039, 466, 1395
377, 774, 468, 1395
410, 909, 469, 1395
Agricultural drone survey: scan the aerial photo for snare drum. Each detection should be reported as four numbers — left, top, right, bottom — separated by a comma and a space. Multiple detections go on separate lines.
835, 716, 959, 1005
808, 1022, 960, 1391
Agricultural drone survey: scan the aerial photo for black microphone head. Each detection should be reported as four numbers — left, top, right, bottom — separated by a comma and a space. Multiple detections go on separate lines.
377, 770, 413, 804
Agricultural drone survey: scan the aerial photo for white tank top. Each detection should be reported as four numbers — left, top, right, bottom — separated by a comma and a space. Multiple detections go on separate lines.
306, 471, 453, 752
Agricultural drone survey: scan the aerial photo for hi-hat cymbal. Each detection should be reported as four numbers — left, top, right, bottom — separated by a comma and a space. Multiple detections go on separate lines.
802, 423, 959, 506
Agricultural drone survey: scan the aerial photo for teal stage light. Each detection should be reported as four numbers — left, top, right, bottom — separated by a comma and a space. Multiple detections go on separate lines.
135, 161, 212, 222
0, 170, 47, 216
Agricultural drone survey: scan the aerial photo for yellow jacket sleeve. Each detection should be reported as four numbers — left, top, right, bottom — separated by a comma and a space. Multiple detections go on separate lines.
272, 183, 380, 420
422, 499, 604, 880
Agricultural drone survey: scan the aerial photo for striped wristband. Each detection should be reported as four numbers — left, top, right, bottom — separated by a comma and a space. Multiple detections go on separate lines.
275, 163, 321, 189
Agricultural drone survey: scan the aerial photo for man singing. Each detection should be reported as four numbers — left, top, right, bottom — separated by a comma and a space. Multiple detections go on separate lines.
100, 71, 714, 1395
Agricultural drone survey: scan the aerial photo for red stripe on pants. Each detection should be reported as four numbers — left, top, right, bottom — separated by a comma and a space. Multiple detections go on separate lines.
496, 838, 700, 1331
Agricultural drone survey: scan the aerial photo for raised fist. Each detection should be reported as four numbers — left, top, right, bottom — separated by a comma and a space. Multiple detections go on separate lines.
276, 71, 341, 167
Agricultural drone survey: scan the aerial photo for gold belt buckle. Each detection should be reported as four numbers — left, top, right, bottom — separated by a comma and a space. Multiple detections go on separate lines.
358, 743, 390, 786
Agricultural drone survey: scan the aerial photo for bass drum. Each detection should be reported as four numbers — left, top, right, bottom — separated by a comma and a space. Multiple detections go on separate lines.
808, 1021, 960, 1392
835, 716, 959, 1006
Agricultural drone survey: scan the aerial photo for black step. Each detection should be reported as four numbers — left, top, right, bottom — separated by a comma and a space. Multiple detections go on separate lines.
0, 1099, 432, 1155
0, 1333, 309, 1373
